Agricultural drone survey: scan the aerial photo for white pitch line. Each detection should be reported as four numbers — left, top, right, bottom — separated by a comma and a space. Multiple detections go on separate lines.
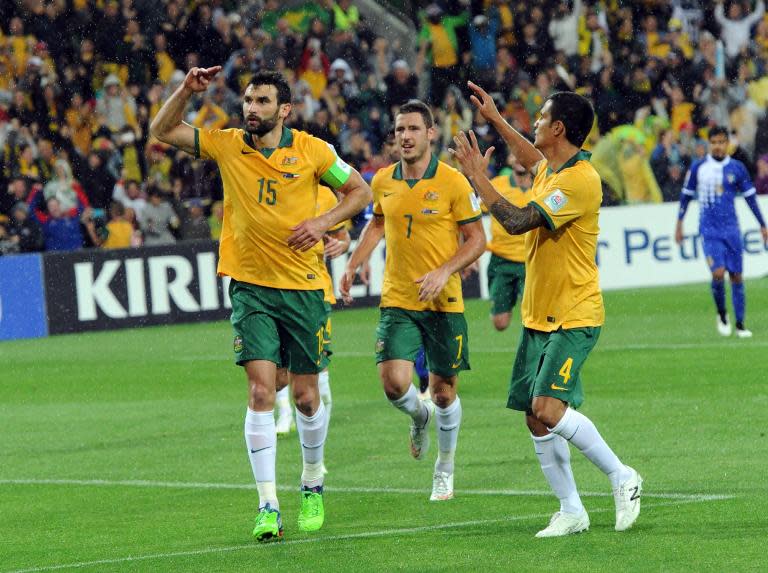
2, 498, 726, 573
0, 478, 733, 501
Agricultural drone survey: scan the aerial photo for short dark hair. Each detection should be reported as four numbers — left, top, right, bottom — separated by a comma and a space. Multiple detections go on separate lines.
397, 99, 434, 129
708, 125, 729, 140
248, 71, 292, 105
547, 91, 594, 147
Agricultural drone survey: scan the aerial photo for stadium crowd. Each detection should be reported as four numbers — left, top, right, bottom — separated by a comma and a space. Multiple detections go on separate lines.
2, 0, 768, 255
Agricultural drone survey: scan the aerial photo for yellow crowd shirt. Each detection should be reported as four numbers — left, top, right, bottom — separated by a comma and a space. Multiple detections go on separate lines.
487, 173, 530, 263
196, 126, 352, 290
525, 151, 604, 331
372, 155, 482, 312
314, 185, 346, 304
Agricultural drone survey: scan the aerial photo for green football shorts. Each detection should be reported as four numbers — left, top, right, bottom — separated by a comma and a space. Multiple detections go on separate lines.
375, 307, 470, 377
229, 280, 329, 374
507, 326, 601, 411
320, 301, 333, 370
486, 254, 525, 315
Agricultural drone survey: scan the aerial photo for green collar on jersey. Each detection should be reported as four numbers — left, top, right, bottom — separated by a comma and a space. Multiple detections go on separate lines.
393, 153, 439, 188
243, 126, 294, 158
546, 149, 592, 176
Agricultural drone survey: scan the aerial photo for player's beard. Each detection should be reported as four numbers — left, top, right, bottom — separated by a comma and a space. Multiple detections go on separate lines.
245, 111, 280, 136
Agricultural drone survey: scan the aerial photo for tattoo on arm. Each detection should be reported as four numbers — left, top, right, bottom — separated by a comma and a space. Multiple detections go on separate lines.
489, 201, 545, 234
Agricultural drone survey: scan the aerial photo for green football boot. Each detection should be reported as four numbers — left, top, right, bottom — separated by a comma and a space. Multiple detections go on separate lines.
252, 504, 283, 543
297, 486, 325, 532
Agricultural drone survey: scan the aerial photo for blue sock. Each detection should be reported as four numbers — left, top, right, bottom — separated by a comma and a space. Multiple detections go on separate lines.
732, 282, 745, 325
414, 347, 428, 380
711, 279, 726, 320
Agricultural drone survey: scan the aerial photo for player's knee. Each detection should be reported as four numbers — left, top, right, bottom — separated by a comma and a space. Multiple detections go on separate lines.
712, 268, 726, 281
730, 272, 743, 284
382, 383, 405, 401
431, 388, 454, 409
248, 381, 274, 410
275, 369, 289, 392
492, 314, 510, 331
531, 398, 563, 429
292, 385, 317, 416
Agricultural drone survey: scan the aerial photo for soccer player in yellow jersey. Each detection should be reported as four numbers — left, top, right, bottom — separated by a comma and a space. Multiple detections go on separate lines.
486, 155, 531, 331
340, 100, 486, 501
149, 68, 371, 542
451, 83, 642, 537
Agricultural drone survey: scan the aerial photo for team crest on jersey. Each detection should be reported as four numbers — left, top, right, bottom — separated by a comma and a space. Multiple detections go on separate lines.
423, 191, 439, 202
544, 189, 568, 213
282, 156, 299, 166
726, 173, 735, 184
233, 335, 243, 353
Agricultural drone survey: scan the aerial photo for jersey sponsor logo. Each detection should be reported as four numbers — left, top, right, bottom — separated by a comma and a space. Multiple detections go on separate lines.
375, 338, 385, 353
307, 274, 316, 280
469, 192, 481, 212
241, 149, 257, 155
544, 189, 567, 213
421, 208, 438, 215
234, 335, 244, 353
282, 173, 299, 179
423, 191, 439, 202
550, 383, 568, 391
629, 486, 641, 501
383, 192, 396, 197
547, 315, 556, 323
282, 156, 299, 166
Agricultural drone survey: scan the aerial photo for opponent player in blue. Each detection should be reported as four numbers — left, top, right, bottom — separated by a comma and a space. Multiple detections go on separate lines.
675, 126, 768, 338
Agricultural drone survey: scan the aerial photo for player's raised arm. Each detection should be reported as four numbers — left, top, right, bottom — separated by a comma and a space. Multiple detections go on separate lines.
452, 130, 545, 235
467, 81, 543, 172
149, 66, 222, 155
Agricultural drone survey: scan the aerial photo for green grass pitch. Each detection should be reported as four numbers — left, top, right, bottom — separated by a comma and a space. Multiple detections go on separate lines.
2, 280, 767, 572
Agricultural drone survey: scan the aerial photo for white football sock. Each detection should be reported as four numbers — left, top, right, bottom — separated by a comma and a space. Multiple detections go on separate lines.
434, 397, 461, 474
532, 433, 584, 515
549, 408, 631, 488
275, 386, 291, 418
296, 401, 328, 488
318, 370, 332, 420
390, 384, 428, 426
244, 408, 278, 509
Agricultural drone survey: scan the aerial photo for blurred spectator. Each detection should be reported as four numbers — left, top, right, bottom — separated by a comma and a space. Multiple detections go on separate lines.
468, 12, 499, 88
209, 200, 223, 240
139, 187, 178, 246
44, 159, 89, 214
101, 201, 134, 249
6, 201, 43, 252
113, 179, 147, 220
77, 151, 117, 212
1, 177, 31, 217
180, 198, 211, 241
383, 59, 419, 113
29, 191, 89, 252
549, 0, 583, 60
714, 0, 765, 60
419, 3, 468, 104
755, 154, 768, 195
96, 75, 137, 133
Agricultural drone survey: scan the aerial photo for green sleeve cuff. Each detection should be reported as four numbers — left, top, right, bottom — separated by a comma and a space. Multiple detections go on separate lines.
194, 128, 200, 159
531, 202, 555, 231
457, 214, 482, 225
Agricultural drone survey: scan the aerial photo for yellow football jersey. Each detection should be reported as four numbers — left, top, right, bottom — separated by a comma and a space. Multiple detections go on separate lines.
314, 185, 345, 304
196, 126, 352, 290
524, 151, 604, 331
372, 155, 482, 312
487, 173, 530, 263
